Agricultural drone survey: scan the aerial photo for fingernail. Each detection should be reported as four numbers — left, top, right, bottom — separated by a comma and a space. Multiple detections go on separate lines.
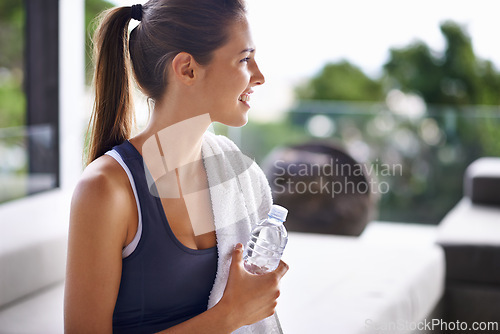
235, 243, 243, 251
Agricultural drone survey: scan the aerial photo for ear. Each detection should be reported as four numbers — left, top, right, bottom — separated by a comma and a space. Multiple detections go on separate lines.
170, 52, 199, 86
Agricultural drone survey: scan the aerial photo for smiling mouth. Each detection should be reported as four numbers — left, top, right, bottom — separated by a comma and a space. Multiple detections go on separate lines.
238, 94, 251, 102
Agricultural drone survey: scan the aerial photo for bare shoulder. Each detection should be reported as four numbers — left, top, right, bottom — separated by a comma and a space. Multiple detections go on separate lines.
73, 154, 130, 205
70, 154, 134, 241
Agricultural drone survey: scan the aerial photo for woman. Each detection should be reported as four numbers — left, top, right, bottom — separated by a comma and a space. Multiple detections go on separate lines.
64, 0, 288, 333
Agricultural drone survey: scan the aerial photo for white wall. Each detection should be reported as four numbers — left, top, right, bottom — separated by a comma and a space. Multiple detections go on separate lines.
0, 0, 85, 307
60, 0, 86, 190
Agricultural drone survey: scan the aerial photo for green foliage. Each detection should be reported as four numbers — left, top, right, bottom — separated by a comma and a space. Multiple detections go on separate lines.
440, 21, 477, 104
0, 73, 25, 127
383, 41, 443, 103
296, 21, 500, 107
0, 0, 23, 21
474, 60, 500, 105
0, 0, 24, 129
85, 0, 115, 84
296, 60, 384, 102
0, 0, 24, 71
287, 20, 500, 225
384, 21, 500, 106
476, 111, 500, 156
383, 20, 500, 159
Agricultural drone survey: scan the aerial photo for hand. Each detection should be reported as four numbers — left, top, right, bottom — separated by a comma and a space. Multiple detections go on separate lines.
217, 243, 289, 329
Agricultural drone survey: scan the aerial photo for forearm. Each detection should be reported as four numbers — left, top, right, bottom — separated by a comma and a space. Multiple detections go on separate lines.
156, 301, 239, 334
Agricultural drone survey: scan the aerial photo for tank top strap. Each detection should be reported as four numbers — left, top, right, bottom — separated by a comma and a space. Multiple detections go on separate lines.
105, 140, 157, 259
104, 149, 143, 258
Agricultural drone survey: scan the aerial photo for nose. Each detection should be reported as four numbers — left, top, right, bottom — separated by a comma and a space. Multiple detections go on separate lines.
251, 62, 265, 86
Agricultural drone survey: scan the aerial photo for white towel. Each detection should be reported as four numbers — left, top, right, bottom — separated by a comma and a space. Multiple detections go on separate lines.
202, 131, 283, 334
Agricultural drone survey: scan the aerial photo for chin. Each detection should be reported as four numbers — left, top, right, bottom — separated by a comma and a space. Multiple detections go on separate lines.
222, 116, 248, 128
216, 111, 249, 128
234, 114, 249, 127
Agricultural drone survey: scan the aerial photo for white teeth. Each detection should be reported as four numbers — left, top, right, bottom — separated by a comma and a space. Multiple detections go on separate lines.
239, 95, 250, 102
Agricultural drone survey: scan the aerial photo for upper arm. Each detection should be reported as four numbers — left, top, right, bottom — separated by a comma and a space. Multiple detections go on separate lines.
64, 159, 132, 333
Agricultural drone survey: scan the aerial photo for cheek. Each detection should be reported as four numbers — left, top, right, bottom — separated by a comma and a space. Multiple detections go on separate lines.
208, 66, 250, 103
227, 65, 250, 84
231, 70, 251, 93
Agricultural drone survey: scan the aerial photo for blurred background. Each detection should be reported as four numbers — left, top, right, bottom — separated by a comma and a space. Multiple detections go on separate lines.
1, 0, 499, 226
1, 1, 499, 332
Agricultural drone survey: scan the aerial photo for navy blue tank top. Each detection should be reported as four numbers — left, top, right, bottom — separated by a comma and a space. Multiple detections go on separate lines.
108, 140, 218, 334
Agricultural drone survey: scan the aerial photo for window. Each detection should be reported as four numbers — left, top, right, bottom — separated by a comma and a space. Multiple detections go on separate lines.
0, 0, 59, 204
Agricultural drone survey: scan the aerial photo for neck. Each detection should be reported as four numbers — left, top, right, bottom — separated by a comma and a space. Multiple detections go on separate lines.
133, 93, 212, 170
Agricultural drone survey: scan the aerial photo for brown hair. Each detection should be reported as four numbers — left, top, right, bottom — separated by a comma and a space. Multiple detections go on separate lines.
86, 0, 246, 165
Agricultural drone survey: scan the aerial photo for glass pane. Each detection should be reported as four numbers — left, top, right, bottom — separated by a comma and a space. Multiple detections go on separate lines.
0, 1, 26, 203
0, 1, 25, 129
0, 2, 59, 204
0, 124, 58, 203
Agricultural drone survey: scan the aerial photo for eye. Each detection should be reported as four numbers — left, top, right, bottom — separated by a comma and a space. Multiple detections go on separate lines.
240, 57, 251, 63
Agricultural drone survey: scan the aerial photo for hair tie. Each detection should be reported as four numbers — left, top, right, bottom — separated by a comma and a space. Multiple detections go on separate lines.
131, 4, 143, 21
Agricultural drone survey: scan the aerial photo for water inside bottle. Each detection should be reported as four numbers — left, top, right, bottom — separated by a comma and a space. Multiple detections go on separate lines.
244, 223, 287, 274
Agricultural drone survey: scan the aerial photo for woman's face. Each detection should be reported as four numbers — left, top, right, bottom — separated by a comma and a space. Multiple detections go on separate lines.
199, 18, 265, 127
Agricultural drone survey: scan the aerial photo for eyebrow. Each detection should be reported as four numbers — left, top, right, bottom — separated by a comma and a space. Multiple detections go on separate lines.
240, 48, 255, 54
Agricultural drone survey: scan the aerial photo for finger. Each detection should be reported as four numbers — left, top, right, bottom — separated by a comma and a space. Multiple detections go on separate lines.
230, 243, 244, 268
273, 260, 289, 279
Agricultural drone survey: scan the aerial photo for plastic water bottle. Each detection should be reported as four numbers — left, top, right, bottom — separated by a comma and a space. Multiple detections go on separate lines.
243, 205, 288, 275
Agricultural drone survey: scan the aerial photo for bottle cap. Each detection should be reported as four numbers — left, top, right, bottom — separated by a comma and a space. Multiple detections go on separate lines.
269, 205, 288, 222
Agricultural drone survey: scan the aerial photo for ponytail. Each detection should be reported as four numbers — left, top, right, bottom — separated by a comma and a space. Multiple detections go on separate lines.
85, 7, 135, 166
